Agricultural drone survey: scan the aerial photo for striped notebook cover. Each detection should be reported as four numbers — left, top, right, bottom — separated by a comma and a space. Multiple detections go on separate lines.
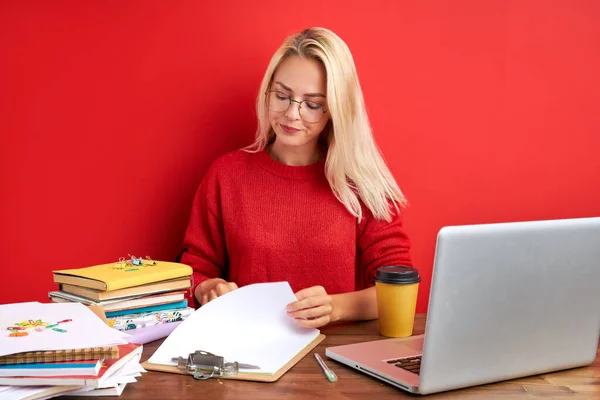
0, 346, 119, 365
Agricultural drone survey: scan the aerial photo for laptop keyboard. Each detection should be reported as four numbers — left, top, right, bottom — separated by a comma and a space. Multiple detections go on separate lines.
386, 356, 421, 375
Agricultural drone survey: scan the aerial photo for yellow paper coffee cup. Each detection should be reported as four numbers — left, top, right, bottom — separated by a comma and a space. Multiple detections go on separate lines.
375, 266, 420, 338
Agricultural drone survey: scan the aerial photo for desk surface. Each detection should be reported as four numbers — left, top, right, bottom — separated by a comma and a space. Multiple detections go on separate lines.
94, 314, 599, 399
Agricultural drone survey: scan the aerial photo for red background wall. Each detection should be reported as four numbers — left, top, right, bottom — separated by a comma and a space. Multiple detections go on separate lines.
1, 1, 599, 313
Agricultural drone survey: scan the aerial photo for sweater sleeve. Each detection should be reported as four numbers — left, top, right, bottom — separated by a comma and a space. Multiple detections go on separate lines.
356, 205, 413, 289
180, 162, 228, 305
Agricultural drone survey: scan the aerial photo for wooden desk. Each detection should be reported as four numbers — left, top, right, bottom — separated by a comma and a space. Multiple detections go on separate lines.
104, 314, 599, 399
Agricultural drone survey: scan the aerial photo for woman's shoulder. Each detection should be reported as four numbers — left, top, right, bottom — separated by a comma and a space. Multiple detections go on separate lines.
203, 148, 262, 180
209, 148, 260, 170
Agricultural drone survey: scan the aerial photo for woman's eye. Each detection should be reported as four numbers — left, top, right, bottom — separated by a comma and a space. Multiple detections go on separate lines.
305, 101, 321, 110
276, 93, 288, 100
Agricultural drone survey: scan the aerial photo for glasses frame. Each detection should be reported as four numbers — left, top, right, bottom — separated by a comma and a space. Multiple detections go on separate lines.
264, 90, 328, 124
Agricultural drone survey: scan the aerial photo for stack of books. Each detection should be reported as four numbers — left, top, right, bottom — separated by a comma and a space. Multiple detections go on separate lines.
0, 344, 144, 398
48, 257, 195, 343
0, 302, 144, 398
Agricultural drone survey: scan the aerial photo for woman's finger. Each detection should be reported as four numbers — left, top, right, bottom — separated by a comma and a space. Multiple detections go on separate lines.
294, 315, 330, 329
215, 284, 230, 296
288, 295, 331, 312
207, 290, 218, 303
289, 304, 332, 320
294, 286, 326, 300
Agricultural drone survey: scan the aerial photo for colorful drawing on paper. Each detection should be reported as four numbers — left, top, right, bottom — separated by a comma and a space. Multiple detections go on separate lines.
6, 319, 72, 337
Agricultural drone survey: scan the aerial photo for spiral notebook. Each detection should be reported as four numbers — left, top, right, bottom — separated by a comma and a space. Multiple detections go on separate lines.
0, 346, 119, 365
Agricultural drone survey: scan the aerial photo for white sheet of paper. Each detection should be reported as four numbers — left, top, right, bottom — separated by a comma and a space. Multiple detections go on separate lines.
0, 385, 82, 400
0, 302, 128, 356
63, 382, 128, 397
0, 386, 50, 400
147, 282, 320, 374
97, 352, 144, 388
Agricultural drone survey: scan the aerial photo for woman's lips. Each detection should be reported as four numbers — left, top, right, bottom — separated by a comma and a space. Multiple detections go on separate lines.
280, 124, 301, 134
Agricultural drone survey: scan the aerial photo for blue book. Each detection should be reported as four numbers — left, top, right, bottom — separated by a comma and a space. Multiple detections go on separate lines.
0, 362, 97, 369
104, 300, 188, 317
0, 359, 102, 377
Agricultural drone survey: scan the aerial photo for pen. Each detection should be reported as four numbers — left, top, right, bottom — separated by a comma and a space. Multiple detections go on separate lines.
314, 353, 337, 382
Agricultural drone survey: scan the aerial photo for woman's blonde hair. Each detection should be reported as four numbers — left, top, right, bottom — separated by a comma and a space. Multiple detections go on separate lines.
246, 27, 406, 222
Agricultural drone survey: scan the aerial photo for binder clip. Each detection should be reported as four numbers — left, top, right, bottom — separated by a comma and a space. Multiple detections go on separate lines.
172, 350, 260, 380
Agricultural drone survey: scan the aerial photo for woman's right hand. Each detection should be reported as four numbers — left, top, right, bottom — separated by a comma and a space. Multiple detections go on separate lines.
195, 278, 239, 306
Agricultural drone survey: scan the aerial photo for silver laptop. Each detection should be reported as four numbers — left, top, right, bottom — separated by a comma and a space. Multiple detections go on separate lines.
326, 217, 600, 395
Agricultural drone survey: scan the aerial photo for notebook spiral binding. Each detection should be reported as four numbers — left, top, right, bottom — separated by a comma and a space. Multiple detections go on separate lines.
0, 346, 119, 365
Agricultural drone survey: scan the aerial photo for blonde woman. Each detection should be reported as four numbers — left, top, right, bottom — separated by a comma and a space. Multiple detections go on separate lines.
181, 27, 412, 328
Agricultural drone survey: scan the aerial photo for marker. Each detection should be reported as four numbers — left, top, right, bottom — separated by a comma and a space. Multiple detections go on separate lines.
315, 353, 337, 382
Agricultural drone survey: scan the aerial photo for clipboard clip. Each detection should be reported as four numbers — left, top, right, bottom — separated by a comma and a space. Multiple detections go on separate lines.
172, 350, 260, 380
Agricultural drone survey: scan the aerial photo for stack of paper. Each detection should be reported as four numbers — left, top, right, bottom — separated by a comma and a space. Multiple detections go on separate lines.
147, 282, 320, 376
56, 355, 147, 397
0, 302, 145, 398
0, 385, 81, 400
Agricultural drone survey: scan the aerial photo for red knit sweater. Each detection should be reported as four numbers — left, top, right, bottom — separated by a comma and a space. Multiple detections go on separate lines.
181, 150, 412, 303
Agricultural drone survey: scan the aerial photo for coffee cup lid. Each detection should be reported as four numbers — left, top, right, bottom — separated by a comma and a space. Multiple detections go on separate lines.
375, 266, 421, 284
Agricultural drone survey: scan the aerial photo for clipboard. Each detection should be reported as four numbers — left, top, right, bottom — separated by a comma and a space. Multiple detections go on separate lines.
141, 333, 325, 382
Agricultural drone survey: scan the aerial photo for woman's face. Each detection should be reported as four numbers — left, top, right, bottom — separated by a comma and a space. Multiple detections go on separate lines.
267, 56, 329, 155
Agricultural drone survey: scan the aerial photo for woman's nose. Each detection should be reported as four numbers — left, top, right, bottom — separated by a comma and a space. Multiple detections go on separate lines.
284, 100, 302, 121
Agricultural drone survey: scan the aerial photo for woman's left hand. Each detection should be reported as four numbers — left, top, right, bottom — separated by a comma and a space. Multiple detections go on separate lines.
286, 286, 336, 328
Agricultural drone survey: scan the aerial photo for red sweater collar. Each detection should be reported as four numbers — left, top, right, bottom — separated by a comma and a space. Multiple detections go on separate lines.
254, 150, 326, 181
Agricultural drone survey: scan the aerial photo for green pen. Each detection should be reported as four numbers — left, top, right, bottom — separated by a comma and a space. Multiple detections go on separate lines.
315, 353, 337, 382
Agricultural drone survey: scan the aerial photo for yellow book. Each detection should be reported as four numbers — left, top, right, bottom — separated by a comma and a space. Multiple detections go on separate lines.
59, 277, 193, 301
53, 260, 193, 291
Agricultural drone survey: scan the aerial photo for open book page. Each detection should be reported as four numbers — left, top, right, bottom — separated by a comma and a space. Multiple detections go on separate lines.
0, 302, 128, 357
147, 282, 320, 374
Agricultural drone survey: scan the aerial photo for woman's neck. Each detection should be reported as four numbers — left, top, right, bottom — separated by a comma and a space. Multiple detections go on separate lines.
267, 142, 322, 166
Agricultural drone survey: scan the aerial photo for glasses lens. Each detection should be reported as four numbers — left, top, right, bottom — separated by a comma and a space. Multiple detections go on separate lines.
266, 91, 290, 112
299, 102, 324, 124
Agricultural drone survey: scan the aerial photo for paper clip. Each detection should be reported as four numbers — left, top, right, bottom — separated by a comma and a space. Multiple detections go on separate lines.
115, 257, 127, 270
145, 256, 157, 266
127, 254, 143, 266
172, 350, 260, 380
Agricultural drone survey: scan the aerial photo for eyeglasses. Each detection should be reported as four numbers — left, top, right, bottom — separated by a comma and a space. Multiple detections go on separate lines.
265, 90, 328, 124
